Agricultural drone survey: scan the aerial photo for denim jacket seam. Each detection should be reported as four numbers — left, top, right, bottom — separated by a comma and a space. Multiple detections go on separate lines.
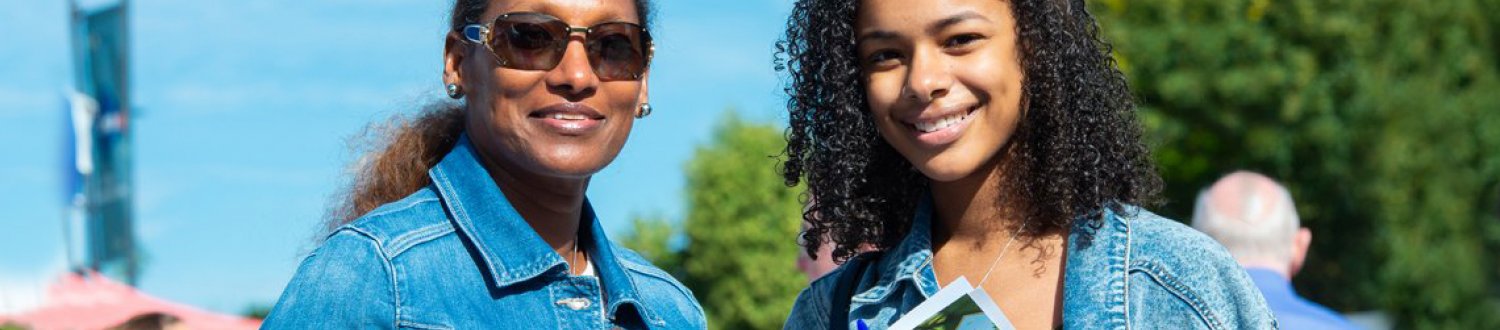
848, 273, 892, 303
853, 260, 930, 305
1128, 259, 1222, 330
395, 320, 451, 330
853, 244, 932, 304
341, 227, 403, 328
361, 195, 439, 220
545, 285, 565, 330
386, 223, 455, 257
848, 279, 886, 304
618, 260, 686, 324
1121, 215, 1133, 330
509, 261, 558, 286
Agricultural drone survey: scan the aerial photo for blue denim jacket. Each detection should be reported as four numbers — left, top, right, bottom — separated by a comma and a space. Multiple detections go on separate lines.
785, 197, 1276, 329
264, 135, 706, 329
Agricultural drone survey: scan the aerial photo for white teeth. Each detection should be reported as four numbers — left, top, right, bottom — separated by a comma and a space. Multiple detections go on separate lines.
913, 113, 967, 133
550, 113, 589, 120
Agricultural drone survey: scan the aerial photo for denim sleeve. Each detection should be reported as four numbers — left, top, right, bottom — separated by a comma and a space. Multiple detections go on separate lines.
786, 279, 834, 330
262, 229, 396, 329
1125, 214, 1280, 329
1173, 232, 1278, 328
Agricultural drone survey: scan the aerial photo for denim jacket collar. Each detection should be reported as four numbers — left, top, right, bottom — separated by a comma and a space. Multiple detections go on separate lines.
854, 196, 942, 303
856, 194, 1132, 327
428, 134, 652, 322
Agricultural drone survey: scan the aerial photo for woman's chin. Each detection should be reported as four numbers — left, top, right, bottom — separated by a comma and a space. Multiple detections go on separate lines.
916, 168, 973, 183
912, 158, 983, 183
901, 139, 1007, 184
531, 157, 614, 179
531, 148, 618, 176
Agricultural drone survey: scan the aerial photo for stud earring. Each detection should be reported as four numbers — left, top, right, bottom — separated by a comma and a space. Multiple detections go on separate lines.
635, 103, 653, 119
446, 83, 464, 99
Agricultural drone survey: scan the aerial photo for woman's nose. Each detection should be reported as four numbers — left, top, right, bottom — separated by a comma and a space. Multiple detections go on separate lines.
904, 47, 953, 103
545, 39, 600, 100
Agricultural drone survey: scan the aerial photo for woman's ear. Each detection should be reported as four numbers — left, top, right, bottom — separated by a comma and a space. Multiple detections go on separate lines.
635, 69, 651, 108
443, 31, 468, 87
634, 42, 654, 108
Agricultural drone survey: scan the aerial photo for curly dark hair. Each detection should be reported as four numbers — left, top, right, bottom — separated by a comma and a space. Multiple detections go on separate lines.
777, 0, 1162, 262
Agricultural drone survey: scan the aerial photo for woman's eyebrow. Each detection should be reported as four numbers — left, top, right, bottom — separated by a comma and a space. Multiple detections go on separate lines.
929, 10, 990, 34
857, 10, 990, 44
857, 30, 900, 44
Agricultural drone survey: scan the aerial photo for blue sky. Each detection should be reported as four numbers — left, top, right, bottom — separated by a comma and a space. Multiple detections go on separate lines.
0, 0, 795, 314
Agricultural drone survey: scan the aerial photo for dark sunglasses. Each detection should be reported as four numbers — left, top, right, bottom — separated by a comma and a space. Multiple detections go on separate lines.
462, 12, 654, 81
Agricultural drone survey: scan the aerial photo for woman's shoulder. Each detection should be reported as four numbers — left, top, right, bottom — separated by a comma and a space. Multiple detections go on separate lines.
314, 187, 461, 266
610, 244, 693, 296
264, 223, 401, 327
1112, 206, 1238, 265
339, 186, 449, 241
1114, 207, 1254, 287
1109, 206, 1277, 328
278, 187, 457, 293
288, 187, 450, 283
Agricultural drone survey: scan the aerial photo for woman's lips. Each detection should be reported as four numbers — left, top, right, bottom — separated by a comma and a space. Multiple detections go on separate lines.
902, 106, 978, 147
529, 103, 606, 136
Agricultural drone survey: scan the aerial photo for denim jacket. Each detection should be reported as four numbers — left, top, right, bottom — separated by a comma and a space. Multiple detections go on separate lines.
263, 135, 706, 329
784, 197, 1277, 329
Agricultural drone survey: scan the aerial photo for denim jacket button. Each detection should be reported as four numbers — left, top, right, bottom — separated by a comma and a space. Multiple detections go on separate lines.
557, 297, 592, 310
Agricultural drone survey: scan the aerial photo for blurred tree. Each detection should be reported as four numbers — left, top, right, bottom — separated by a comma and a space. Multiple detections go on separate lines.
1094, 0, 1500, 327
621, 112, 806, 329
241, 303, 273, 320
621, 213, 683, 276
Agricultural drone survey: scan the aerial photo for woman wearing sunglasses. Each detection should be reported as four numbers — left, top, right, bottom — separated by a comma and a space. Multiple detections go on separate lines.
778, 0, 1274, 328
262, 0, 705, 328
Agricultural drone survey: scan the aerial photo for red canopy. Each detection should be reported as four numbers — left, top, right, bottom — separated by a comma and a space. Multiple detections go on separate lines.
0, 272, 260, 330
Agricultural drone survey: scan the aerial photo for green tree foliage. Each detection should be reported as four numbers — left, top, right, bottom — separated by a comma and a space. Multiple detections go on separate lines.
621, 112, 806, 329
1094, 0, 1500, 327
622, 213, 683, 275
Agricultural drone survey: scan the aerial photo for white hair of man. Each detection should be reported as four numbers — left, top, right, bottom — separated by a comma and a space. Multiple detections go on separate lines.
1191, 171, 1301, 271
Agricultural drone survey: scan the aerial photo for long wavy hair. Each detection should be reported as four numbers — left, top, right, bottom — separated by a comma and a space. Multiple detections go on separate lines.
325, 0, 654, 232
777, 0, 1162, 262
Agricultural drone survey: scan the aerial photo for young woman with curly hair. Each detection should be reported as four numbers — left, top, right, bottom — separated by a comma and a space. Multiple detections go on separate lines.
262, 0, 705, 328
778, 0, 1275, 328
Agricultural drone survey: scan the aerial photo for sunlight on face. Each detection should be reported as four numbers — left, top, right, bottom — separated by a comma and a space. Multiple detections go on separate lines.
856, 0, 1024, 182
457, 0, 648, 180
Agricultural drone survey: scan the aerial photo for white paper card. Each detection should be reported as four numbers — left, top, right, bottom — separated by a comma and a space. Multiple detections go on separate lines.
888, 277, 1015, 330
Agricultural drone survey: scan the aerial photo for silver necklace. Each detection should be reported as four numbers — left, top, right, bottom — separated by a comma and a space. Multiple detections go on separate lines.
571, 237, 584, 275
976, 221, 1026, 287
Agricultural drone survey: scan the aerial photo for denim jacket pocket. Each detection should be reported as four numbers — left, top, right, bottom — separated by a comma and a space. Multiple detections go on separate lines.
1129, 259, 1226, 329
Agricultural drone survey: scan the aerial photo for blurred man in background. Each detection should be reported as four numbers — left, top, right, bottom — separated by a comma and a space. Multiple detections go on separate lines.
1193, 171, 1361, 330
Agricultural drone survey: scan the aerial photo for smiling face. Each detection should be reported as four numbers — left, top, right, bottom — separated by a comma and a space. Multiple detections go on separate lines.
445, 0, 648, 180
856, 0, 1024, 182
